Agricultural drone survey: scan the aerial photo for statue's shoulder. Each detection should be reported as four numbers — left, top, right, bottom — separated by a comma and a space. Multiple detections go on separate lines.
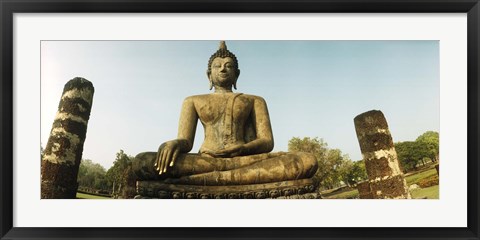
240, 94, 267, 103
183, 94, 211, 102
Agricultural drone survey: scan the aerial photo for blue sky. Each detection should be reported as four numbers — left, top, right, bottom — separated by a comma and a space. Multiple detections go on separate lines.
41, 41, 439, 169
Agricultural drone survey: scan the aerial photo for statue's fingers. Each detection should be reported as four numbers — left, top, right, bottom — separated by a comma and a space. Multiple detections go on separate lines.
162, 149, 172, 174
154, 154, 160, 170
155, 152, 162, 171
164, 149, 174, 173
157, 145, 166, 168
159, 151, 163, 173
171, 149, 180, 167
163, 150, 171, 174
159, 150, 167, 174
156, 144, 167, 171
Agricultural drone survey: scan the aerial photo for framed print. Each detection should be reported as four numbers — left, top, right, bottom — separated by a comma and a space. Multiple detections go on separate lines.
1, 0, 479, 239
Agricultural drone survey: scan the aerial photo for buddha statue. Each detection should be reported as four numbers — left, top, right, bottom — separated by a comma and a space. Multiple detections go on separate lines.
132, 41, 319, 199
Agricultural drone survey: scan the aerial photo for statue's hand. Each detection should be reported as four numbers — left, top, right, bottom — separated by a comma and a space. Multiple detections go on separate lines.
155, 140, 181, 175
212, 144, 245, 158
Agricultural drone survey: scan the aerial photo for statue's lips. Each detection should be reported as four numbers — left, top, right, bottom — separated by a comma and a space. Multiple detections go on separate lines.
217, 75, 232, 81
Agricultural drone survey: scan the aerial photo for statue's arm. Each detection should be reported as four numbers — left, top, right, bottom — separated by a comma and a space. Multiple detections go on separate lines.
156, 97, 198, 174
176, 96, 199, 152
242, 96, 274, 154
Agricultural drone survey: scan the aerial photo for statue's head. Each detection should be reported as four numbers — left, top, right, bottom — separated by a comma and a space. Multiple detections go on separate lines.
207, 41, 241, 90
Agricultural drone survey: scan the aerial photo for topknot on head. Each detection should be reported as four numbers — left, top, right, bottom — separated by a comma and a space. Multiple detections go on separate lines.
219, 41, 227, 51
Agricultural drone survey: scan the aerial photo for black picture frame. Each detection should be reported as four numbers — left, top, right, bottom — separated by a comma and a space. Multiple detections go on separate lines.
1, 1, 479, 239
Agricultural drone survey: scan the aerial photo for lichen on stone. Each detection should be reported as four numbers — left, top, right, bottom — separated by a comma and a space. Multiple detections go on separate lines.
62, 88, 94, 106
77, 103, 87, 112
43, 127, 81, 164
54, 112, 87, 125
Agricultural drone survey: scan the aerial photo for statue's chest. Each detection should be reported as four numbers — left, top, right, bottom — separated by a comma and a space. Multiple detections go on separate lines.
197, 96, 252, 125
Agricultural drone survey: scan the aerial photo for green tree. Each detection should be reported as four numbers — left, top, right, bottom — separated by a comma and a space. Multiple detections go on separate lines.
416, 131, 439, 162
288, 137, 327, 187
77, 159, 109, 193
105, 150, 134, 198
288, 137, 350, 190
342, 160, 368, 186
337, 157, 354, 186
322, 149, 349, 189
395, 141, 431, 172
395, 141, 417, 172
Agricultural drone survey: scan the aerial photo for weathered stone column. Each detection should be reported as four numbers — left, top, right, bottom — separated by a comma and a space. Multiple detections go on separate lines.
354, 110, 410, 199
41, 77, 94, 199
357, 181, 374, 199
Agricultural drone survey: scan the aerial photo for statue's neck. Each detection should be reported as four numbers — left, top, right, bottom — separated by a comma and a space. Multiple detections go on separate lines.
214, 86, 233, 93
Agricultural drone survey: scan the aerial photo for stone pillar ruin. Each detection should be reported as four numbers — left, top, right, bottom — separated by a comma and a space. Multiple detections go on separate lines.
357, 181, 374, 199
41, 77, 94, 199
354, 110, 410, 199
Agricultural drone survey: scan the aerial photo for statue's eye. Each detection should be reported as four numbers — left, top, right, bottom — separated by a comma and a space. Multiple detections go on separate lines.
213, 64, 220, 68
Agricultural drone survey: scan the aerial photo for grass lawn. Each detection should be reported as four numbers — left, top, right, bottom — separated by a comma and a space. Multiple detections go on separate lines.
405, 168, 437, 186
76, 192, 111, 199
325, 168, 439, 199
410, 185, 439, 199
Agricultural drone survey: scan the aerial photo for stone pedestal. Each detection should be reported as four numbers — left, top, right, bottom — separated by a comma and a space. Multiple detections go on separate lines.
354, 110, 410, 199
41, 77, 94, 199
135, 179, 321, 199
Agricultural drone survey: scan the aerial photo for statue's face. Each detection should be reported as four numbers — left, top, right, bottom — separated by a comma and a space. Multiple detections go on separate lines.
209, 57, 238, 88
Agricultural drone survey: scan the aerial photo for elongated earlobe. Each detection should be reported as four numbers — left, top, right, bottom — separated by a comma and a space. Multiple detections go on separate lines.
207, 70, 213, 90
233, 69, 240, 90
